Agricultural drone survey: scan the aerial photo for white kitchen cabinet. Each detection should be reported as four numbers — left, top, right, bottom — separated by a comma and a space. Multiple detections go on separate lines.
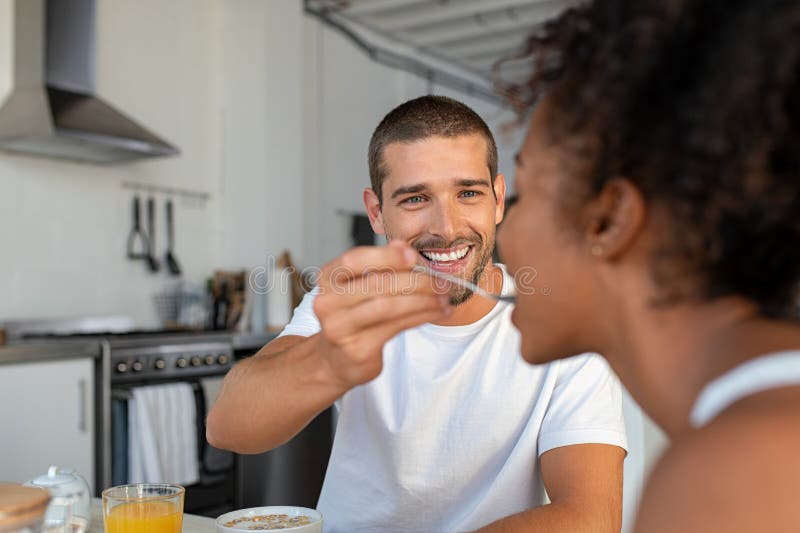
0, 357, 95, 492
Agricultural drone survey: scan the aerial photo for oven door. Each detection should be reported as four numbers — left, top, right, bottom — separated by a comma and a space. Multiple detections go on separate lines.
111, 377, 237, 517
238, 407, 333, 509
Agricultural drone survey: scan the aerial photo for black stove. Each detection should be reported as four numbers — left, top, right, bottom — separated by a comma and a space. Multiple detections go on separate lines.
107, 333, 233, 383
4, 316, 271, 368
7, 323, 239, 383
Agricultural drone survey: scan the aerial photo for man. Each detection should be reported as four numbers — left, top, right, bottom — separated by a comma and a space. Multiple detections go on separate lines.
207, 95, 627, 532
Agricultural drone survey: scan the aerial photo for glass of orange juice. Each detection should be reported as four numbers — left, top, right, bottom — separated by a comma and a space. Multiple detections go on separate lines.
102, 483, 184, 533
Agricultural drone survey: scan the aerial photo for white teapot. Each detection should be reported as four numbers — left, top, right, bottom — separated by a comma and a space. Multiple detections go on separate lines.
25, 466, 91, 533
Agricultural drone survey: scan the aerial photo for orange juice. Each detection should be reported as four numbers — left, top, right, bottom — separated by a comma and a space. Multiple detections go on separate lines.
104, 500, 182, 533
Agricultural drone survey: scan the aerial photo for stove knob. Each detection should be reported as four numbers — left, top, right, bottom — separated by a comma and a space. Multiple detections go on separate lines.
116, 362, 128, 374
132, 361, 144, 372
176, 357, 188, 368
204, 355, 216, 365
154, 359, 166, 370
190, 356, 202, 367
217, 354, 229, 365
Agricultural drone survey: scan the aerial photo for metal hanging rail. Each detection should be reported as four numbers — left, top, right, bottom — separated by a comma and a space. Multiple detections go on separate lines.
304, 2, 508, 107
121, 181, 210, 201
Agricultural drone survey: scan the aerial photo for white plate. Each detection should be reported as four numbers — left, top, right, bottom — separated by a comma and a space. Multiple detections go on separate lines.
216, 506, 323, 532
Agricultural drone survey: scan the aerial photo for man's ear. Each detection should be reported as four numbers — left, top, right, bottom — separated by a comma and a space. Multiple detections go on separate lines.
493, 174, 507, 225
363, 188, 386, 235
584, 178, 646, 260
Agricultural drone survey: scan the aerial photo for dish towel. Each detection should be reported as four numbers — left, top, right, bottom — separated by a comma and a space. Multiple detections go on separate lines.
199, 377, 234, 473
128, 383, 200, 486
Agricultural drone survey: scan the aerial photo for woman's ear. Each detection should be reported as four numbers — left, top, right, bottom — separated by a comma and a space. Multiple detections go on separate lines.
363, 188, 386, 235
585, 178, 646, 260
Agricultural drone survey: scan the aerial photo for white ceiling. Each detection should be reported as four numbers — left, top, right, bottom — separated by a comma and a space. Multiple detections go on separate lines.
305, 0, 581, 100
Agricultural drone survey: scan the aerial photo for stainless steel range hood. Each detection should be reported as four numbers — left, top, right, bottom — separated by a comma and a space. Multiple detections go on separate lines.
0, 0, 179, 164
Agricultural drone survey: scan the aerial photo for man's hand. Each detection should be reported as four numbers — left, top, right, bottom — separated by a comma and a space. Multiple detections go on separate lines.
313, 240, 451, 389
207, 241, 450, 453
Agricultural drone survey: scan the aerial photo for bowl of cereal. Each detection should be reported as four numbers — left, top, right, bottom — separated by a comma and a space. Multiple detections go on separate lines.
216, 506, 323, 532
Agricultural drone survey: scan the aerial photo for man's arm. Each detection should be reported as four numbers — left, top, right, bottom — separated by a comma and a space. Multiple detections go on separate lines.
206, 334, 343, 453
474, 443, 625, 533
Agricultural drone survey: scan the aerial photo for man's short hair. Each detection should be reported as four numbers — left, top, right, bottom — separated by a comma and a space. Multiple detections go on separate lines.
368, 95, 499, 204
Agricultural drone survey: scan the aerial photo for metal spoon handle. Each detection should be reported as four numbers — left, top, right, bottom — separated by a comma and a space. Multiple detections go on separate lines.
412, 265, 516, 304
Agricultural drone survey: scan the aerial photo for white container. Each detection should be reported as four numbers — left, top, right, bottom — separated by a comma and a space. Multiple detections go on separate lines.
216, 506, 322, 532
24, 466, 90, 533
266, 268, 293, 331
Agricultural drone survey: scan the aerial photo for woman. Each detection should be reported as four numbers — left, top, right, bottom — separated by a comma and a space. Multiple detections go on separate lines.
497, 0, 800, 531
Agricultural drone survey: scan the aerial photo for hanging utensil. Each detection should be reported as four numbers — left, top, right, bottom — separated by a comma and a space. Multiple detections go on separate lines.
145, 197, 160, 272
165, 199, 182, 276
126, 196, 149, 260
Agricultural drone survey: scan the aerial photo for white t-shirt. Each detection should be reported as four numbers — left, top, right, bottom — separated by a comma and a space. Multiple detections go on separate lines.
279, 265, 627, 533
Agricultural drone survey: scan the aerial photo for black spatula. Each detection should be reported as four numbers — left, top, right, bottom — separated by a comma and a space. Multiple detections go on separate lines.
165, 199, 182, 276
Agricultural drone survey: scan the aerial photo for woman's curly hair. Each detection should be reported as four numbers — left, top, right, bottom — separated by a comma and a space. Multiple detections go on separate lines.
500, 0, 800, 318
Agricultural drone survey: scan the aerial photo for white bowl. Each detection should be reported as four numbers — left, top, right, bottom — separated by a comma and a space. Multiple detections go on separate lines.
216, 506, 323, 532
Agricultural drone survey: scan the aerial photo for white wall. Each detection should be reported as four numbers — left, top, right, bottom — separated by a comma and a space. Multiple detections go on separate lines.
0, 0, 306, 328
219, 0, 305, 271
302, 15, 526, 267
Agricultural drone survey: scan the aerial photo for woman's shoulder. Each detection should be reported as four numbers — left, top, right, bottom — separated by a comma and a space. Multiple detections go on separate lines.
634, 387, 800, 533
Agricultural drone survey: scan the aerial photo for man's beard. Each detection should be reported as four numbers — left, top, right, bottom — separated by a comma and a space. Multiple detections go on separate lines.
412, 233, 495, 306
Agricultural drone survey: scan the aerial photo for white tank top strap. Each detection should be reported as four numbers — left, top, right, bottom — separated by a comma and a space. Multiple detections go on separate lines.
690, 350, 800, 427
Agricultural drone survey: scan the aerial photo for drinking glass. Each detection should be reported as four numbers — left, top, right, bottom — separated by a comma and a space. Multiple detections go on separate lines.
101, 484, 184, 533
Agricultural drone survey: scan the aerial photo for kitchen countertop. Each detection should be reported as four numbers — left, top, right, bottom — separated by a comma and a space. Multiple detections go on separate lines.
231, 331, 277, 352
0, 331, 277, 366
89, 498, 215, 532
0, 341, 102, 366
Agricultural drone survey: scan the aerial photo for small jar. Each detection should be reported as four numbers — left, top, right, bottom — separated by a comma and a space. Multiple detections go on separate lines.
0, 483, 49, 533
25, 467, 91, 533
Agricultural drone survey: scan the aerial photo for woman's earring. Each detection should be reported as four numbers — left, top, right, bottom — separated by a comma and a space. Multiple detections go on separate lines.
591, 244, 604, 257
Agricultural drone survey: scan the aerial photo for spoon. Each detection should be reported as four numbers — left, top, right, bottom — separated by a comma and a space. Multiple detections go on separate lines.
412, 265, 516, 304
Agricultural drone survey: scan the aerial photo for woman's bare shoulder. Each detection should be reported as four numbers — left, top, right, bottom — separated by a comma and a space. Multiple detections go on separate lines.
634, 387, 800, 533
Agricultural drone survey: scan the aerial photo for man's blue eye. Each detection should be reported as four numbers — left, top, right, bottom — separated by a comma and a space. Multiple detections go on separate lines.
462, 190, 481, 198
405, 196, 424, 204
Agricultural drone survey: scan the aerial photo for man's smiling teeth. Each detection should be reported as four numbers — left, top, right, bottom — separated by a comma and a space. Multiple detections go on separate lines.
420, 246, 470, 262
